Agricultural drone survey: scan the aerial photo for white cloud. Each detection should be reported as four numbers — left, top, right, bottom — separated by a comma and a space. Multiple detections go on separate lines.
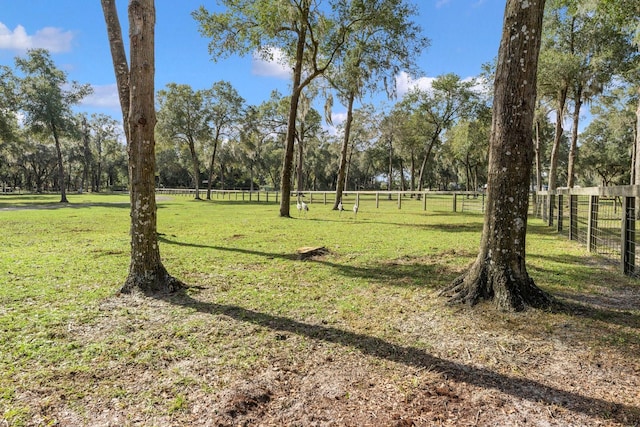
0, 22, 74, 53
251, 47, 291, 79
395, 71, 436, 97
80, 84, 121, 111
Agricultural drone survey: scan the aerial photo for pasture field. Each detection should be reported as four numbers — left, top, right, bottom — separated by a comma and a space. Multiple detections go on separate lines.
0, 193, 638, 426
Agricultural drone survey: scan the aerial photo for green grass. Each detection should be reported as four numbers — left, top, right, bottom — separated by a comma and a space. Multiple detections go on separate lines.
0, 193, 638, 425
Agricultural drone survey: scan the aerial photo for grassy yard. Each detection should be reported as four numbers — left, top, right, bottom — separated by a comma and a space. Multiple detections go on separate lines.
1, 193, 638, 426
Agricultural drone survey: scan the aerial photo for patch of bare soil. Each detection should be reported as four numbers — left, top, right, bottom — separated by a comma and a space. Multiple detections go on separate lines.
12, 278, 640, 427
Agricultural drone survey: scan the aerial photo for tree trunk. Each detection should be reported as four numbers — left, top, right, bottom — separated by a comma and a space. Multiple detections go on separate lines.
567, 85, 582, 188
296, 127, 304, 194
548, 87, 568, 192
534, 119, 542, 192
101, 0, 130, 142
441, 0, 550, 312
81, 117, 91, 193
206, 132, 219, 200
279, 23, 307, 217
410, 151, 416, 194
51, 123, 68, 203
387, 136, 393, 198
102, 0, 182, 294
187, 136, 201, 199
634, 88, 640, 218
416, 138, 436, 193
334, 92, 354, 209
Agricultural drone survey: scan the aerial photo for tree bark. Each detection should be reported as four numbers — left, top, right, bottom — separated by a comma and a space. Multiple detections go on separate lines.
441, 0, 551, 311
567, 85, 582, 188
296, 124, 305, 194
279, 19, 307, 217
101, 0, 130, 142
187, 136, 201, 199
51, 122, 68, 203
534, 118, 542, 192
102, 0, 182, 294
387, 136, 393, 198
548, 87, 568, 192
206, 130, 220, 200
333, 92, 355, 209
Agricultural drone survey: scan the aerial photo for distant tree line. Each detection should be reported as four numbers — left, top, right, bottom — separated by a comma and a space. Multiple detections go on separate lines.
0, 50, 128, 197
0, 0, 638, 204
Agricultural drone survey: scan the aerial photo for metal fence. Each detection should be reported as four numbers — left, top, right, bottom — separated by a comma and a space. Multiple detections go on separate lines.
533, 186, 640, 278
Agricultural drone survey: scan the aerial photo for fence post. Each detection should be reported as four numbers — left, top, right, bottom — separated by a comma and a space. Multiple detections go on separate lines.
324, 192, 327, 205
557, 194, 563, 232
397, 192, 402, 209
356, 192, 360, 207
622, 196, 636, 275
376, 192, 379, 208
569, 195, 578, 240
588, 195, 599, 252
548, 194, 555, 227
423, 192, 427, 211
452, 193, 457, 213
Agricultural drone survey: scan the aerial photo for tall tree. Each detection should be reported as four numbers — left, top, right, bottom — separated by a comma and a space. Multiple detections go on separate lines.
294, 90, 323, 193
156, 83, 209, 200
441, 0, 550, 311
401, 74, 477, 194
0, 65, 18, 143
537, 7, 579, 192
577, 86, 636, 186
585, 0, 639, 191
326, 0, 428, 209
202, 81, 244, 200
101, 0, 183, 294
89, 113, 121, 192
15, 49, 93, 203
195, 0, 405, 217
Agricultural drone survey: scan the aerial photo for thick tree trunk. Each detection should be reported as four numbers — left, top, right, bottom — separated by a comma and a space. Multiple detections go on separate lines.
102, 0, 182, 294
334, 92, 354, 209
441, 0, 551, 311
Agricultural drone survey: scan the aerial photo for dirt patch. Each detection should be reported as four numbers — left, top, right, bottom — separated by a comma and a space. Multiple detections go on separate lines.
6, 272, 640, 426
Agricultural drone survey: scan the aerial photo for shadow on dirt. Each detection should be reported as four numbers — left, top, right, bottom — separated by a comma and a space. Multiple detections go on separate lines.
157, 290, 640, 425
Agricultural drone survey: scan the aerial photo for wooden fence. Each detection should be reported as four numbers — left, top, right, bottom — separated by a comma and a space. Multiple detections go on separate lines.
155, 188, 487, 213
533, 186, 640, 278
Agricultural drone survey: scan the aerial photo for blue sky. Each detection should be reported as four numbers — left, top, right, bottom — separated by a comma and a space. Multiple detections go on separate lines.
0, 0, 505, 124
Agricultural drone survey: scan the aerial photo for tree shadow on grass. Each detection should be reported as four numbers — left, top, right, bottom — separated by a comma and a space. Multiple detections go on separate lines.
158, 235, 457, 289
156, 290, 640, 425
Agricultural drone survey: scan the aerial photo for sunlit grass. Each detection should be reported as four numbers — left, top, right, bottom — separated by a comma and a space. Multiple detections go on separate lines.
0, 192, 638, 425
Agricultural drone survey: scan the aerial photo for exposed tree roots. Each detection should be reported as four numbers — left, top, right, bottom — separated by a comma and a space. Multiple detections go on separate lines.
120, 265, 185, 295
440, 259, 551, 312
